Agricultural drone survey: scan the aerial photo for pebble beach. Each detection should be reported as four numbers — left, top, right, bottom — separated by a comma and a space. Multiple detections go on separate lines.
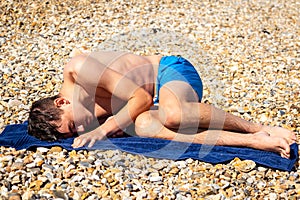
0, 0, 300, 199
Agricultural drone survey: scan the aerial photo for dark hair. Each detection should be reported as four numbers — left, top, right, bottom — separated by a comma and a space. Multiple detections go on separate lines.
28, 95, 64, 141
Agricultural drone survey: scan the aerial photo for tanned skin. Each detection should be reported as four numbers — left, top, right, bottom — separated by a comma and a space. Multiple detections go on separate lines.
53, 51, 296, 158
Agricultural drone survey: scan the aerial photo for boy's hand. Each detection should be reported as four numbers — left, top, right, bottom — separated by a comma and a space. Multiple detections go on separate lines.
72, 128, 106, 148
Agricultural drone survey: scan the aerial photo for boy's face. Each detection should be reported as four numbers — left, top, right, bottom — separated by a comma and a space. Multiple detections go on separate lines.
54, 97, 87, 138
56, 106, 88, 138
56, 109, 77, 138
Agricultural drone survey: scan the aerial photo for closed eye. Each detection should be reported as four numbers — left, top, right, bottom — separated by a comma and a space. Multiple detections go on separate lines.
68, 121, 77, 136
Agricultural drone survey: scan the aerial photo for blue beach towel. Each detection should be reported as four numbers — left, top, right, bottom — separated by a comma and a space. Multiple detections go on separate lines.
0, 122, 298, 171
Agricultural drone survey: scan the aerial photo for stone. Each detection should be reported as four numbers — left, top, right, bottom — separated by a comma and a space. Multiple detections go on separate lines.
8, 193, 22, 200
49, 146, 63, 153
0, 0, 299, 199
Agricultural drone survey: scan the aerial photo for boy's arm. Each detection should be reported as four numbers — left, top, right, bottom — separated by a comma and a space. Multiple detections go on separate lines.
67, 55, 153, 147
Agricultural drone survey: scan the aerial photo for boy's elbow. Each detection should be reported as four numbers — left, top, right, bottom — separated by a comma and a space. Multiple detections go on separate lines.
134, 88, 153, 110
144, 92, 153, 110
64, 55, 89, 78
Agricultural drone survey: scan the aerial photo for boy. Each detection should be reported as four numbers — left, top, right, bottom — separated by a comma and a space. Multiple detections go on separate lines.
28, 51, 296, 158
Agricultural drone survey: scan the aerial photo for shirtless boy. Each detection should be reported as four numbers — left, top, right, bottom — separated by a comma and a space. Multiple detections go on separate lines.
28, 51, 296, 158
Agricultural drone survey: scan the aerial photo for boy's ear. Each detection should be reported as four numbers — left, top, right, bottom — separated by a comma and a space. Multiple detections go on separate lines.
70, 48, 84, 58
54, 97, 70, 108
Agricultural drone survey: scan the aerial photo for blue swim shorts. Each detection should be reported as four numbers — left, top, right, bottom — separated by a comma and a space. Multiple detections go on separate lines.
153, 56, 203, 104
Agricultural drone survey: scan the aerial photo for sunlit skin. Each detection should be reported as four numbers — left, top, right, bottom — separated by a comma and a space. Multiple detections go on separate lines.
53, 50, 296, 158
54, 98, 77, 138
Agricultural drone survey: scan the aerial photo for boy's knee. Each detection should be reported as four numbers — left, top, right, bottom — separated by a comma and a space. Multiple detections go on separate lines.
135, 112, 152, 137
159, 105, 181, 129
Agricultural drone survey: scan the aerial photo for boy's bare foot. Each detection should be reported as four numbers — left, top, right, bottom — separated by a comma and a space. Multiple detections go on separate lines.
251, 131, 291, 158
260, 125, 296, 145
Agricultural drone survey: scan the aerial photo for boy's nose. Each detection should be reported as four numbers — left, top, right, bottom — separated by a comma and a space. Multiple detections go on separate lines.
76, 125, 85, 132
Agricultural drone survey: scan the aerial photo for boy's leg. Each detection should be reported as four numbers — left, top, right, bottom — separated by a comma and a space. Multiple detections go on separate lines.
135, 110, 291, 158
157, 81, 258, 132
158, 81, 296, 144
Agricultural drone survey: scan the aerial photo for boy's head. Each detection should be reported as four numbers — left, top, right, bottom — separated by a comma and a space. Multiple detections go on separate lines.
28, 95, 67, 141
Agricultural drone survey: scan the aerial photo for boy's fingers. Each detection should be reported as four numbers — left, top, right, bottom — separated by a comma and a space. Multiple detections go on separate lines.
281, 152, 290, 159
78, 138, 87, 147
72, 137, 87, 148
88, 139, 96, 148
72, 138, 79, 147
